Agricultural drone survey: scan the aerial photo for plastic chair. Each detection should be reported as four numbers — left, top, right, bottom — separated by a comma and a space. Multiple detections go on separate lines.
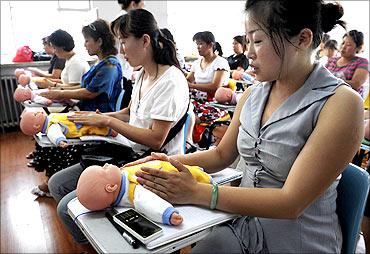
183, 113, 190, 153
115, 89, 125, 112
336, 163, 370, 253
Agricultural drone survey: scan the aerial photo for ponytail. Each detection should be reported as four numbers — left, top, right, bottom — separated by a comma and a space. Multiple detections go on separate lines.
151, 30, 180, 69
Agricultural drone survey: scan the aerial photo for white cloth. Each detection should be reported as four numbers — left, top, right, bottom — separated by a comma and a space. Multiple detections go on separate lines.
61, 54, 89, 84
128, 66, 189, 155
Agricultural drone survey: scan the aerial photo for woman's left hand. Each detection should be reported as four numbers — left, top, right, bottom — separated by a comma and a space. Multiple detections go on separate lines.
135, 158, 199, 204
67, 111, 109, 127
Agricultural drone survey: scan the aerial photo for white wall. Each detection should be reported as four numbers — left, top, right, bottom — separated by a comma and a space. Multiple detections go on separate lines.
92, 0, 167, 27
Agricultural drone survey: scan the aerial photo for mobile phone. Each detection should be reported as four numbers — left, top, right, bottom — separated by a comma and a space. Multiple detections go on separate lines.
113, 209, 163, 244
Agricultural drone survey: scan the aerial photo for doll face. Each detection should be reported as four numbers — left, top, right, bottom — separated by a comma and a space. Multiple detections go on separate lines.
20, 111, 47, 135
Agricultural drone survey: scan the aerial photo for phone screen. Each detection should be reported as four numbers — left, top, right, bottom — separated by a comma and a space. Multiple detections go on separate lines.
115, 209, 162, 239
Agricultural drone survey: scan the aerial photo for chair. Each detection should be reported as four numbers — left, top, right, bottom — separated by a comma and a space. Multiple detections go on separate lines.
336, 163, 370, 253
183, 113, 190, 153
115, 89, 125, 112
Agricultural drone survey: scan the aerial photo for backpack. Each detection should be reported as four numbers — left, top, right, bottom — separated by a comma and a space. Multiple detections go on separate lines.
12, 46, 33, 62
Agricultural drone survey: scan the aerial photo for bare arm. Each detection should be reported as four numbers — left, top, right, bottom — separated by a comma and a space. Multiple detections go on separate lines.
68, 112, 173, 150
40, 88, 99, 100
345, 68, 368, 90
188, 70, 228, 94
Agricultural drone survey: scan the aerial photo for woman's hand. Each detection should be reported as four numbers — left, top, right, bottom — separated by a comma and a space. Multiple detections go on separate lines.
135, 158, 199, 205
67, 111, 110, 127
123, 152, 169, 167
40, 89, 63, 100
27, 67, 41, 76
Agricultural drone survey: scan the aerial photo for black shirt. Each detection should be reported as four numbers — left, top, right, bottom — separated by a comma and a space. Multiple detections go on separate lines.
226, 53, 249, 71
48, 55, 66, 74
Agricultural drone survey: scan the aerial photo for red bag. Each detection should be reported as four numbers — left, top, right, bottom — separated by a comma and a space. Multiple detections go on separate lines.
12, 46, 33, 62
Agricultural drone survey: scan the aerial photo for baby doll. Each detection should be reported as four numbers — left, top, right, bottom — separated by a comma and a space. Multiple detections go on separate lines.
14, 86, 53, 105
76, 161, 213, 226
214, 87, 242, 105
13, 86, 74, 106
20, 111, 117, 148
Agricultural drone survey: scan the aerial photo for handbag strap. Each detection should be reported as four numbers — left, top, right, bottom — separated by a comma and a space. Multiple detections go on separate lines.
140, 102, 190, 157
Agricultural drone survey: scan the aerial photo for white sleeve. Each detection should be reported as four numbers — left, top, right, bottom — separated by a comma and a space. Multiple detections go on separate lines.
67, 59, 89, 84
149, 69, 189, 122
133, 184, 177, 225
213, 57, 230, 71
47, 124, 67, 146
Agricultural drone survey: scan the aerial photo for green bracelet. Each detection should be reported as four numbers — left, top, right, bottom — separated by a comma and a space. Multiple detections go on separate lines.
210, 183, 219, 210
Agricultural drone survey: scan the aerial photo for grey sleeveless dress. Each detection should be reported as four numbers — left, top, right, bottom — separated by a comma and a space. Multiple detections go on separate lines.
235, 63, 343, 253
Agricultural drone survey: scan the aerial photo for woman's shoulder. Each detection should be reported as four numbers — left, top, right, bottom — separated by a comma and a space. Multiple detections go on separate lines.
213, 56, 230, 70
353, 56, 369, 65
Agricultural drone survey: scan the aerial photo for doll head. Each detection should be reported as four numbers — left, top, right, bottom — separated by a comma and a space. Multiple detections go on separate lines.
77, 164, 122, 211
18, 74, 31, 86
20, 111, 47, 136
14, 68, 25, 79
215, 87, 233, 103
14, 86, 32, 102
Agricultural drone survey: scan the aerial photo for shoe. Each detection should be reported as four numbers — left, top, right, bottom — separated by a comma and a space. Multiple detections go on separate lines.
27, 160, 36, 167
26, 152, 35, 159
31, 186, 52, 198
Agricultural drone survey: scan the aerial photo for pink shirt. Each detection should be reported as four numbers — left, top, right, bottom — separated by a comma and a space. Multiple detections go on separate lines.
325, 56, 369, 96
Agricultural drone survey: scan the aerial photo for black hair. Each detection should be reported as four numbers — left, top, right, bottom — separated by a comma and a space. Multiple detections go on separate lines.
245, 0, 346, 59
214, 42, 223, 56
343, 30, 364, 49
233, 35, 247, 52
41, 36, 50, 45
82, 19, 118, 56
117, 0, 142, 10
160, 28, 175, 44
48, 29, 75, 52
192, 31, 215, 45
193, 31, 222, 54
324, 39, 338, 50
111, 9, 180, 70
321, 33, 330, 44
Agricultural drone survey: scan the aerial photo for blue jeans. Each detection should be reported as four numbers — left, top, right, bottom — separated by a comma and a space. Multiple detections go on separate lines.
49, 163, 88, 244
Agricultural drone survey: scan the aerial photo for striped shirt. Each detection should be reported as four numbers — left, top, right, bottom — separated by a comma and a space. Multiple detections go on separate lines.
326, 56, 369, 96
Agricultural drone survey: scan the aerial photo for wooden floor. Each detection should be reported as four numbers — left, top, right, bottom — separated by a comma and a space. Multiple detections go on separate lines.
0, 131, 96, 253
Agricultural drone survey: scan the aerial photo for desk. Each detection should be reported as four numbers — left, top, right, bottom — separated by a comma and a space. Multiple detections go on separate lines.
68, 169, 243, 253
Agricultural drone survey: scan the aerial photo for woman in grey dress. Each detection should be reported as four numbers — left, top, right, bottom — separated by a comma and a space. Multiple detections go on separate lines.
131, 0, 364, 253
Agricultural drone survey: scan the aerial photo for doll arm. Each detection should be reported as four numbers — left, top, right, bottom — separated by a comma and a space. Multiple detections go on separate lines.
133, 184, 178, 225
32, 94, 53, 106
47, 124, 68, 146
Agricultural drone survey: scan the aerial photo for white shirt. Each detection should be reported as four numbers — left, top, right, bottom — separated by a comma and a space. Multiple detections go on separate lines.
128, 66, 189, 155
60, 54, 89, 84
190, 56, 230, 100
191, 56, 230, 84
